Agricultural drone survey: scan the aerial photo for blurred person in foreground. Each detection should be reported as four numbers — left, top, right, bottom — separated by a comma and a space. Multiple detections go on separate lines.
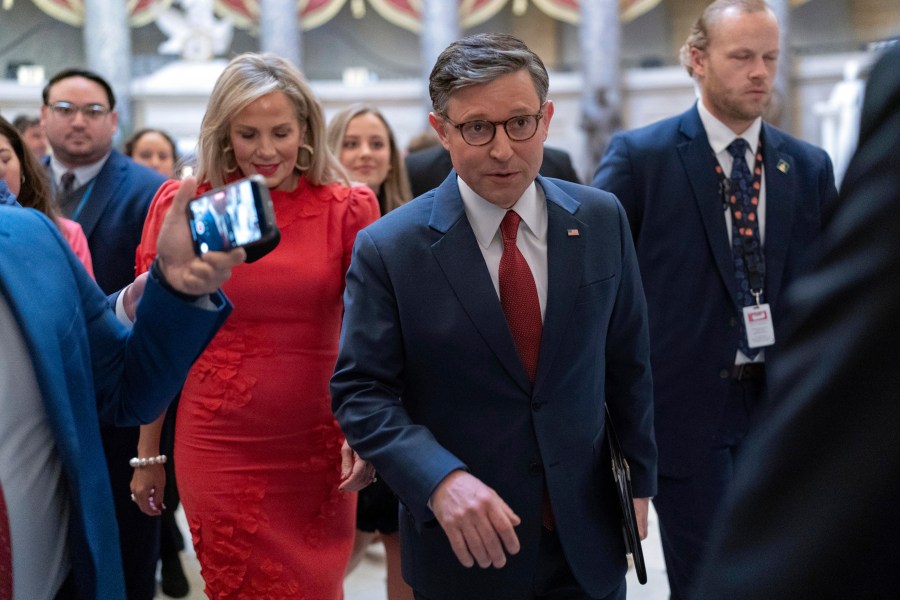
331, 33, 656, 600
0, 115, 93, 276
592, 1, 837, 595
327, 103, 413, 600
0, 176, 242, 599
694, 44, 900, 600
132, 52, 379, 598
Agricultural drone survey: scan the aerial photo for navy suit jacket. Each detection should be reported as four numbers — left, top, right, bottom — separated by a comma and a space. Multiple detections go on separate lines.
0, 207, 230, 599
593, 104, 837, 477
49, 149, 166, 294
695, 45, 900, 600
332, 174, 656, 599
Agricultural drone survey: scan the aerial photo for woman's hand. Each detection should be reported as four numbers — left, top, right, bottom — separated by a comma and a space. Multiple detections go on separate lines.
338, 440, 377, 492
130, 464, 166, 516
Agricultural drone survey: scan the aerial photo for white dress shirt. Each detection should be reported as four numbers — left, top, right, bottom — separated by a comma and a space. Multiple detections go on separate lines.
697, 101, 767, 364
458, 177, 548, 321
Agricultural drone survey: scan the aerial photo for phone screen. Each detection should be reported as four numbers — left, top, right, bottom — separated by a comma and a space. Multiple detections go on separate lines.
187, 176, 276, 256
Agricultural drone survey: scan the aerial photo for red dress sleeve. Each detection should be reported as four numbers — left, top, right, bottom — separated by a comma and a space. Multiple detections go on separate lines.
341, 184, 380, 276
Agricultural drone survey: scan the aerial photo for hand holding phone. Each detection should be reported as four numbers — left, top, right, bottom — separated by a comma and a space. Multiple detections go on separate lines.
186, 175, 280, 263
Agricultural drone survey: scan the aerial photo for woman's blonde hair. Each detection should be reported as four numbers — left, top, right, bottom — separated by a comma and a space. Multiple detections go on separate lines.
197, 52, 348, 188
326, 104, 411, 214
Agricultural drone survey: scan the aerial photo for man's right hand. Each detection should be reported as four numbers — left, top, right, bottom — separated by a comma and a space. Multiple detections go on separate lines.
430, 470, 521, 569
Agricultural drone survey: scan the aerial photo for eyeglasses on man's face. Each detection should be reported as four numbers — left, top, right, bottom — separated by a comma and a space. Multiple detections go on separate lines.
441, 108, 545, 147
46, 101, 111, 120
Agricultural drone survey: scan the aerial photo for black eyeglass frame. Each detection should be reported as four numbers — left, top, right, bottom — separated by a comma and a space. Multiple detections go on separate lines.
440, 104, 546, 147
46, 101, 111, 120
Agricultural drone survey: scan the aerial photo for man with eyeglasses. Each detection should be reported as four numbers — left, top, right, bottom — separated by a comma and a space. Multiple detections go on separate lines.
40, 68, 167, 600
332, 33, 656, 600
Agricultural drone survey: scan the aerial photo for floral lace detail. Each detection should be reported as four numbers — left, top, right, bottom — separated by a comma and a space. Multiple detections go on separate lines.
297, 420, 346, 549
187, 321, 273, 421
187, 476, 304, 599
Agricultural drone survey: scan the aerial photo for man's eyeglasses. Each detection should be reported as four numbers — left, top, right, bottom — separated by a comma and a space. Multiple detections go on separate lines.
441, 108, 544, 146
47, 101, 111, 120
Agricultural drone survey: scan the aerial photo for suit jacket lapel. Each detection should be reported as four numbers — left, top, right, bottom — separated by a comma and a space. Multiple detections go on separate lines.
760, 123, 793, 306
428, 174, 533, 393
678, 107, 739, 308
533, 180, 583, 394
77, 150, 123, 239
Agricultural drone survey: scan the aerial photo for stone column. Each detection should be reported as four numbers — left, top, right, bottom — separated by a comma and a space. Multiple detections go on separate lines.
83, 0, 132, 140
260, 0, 302, 68
420, 0, 459, 111
578, 0, 621, 179
769, 0, 792, 132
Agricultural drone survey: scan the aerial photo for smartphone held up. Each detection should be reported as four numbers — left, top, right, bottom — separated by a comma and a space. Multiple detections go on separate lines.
187, 175, 280, 263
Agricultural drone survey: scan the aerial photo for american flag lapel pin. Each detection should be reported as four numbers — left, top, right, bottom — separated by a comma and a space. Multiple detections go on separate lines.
567, 228, 580, 237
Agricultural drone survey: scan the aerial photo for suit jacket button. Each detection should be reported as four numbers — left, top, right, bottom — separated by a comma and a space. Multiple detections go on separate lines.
531, 401, 542, 411
719, 369, 730, 379
528, 462, 542, 475
729, 317, 738, 327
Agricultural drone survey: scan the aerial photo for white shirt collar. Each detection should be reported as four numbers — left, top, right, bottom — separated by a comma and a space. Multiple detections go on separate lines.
51, 152, 111, 189
457, 176, 546, 249
697, 100, 762, 156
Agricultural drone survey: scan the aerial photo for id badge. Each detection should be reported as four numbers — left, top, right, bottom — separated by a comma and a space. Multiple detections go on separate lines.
743, 303, 775, 348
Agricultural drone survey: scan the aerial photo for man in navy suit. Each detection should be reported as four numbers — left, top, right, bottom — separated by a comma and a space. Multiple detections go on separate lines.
41, 68, 168, 599
695, 43, 900, 600
332, 33, 656, 600
0, 178, 243, 599
592, 1, 838, 597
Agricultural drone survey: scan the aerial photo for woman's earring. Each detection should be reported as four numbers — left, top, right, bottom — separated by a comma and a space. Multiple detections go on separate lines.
224, 146, 239, 174
295, 144, 314, 172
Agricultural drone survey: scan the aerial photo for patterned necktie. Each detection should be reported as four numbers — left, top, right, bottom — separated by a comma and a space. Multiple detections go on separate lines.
60, 171, 76, 196
1, 481, 12, 600
727, 138, 763, 359
499, 210, 542, 382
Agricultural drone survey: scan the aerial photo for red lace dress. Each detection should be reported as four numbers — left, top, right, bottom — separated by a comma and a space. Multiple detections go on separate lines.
136, 177, 379, 599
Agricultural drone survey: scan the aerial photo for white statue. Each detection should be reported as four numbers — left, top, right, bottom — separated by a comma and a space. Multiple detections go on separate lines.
814, 60, 866, 188
156, 0, 234, 62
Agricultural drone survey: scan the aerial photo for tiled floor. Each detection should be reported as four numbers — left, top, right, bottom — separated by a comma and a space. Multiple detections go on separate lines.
155, 506, 670, 599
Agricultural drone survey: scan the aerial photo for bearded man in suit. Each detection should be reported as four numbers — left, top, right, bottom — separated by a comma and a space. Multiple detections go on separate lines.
592, 1, 838, 596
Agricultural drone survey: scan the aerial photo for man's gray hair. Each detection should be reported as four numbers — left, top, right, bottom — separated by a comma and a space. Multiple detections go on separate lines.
429, 33, 549, 116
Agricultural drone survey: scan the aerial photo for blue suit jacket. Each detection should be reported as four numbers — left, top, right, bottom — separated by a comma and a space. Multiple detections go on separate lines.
593, 104, 837, 477
49, 149, 166, 294
0, 207, 230, 599
332, 174, 656, 599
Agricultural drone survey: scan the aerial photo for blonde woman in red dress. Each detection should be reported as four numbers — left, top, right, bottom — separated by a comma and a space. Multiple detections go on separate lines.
131, 53, 379, 599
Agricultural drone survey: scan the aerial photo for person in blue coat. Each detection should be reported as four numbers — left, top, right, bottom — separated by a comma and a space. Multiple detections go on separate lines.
592, 1, 838, 596
0, 177, 243, 599
332, 33, 656, 600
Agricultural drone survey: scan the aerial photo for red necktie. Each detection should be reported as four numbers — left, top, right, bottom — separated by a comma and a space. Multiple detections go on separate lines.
1, 481, 12, 600
498, 211, 542, 382
498, 212, 554, 529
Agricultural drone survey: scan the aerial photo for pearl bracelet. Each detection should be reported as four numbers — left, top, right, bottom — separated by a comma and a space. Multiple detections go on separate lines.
129, 455, 168, 468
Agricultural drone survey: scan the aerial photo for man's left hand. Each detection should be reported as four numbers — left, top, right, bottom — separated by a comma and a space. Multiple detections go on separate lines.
155, 176, 246, 296
634, 497, 650, 540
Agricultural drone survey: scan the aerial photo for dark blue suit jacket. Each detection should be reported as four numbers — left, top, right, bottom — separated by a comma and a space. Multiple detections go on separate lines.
593, 104, 837, 477
49, 149, 166, 294
0, 207, 230, 599
332, 174, 656, 599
